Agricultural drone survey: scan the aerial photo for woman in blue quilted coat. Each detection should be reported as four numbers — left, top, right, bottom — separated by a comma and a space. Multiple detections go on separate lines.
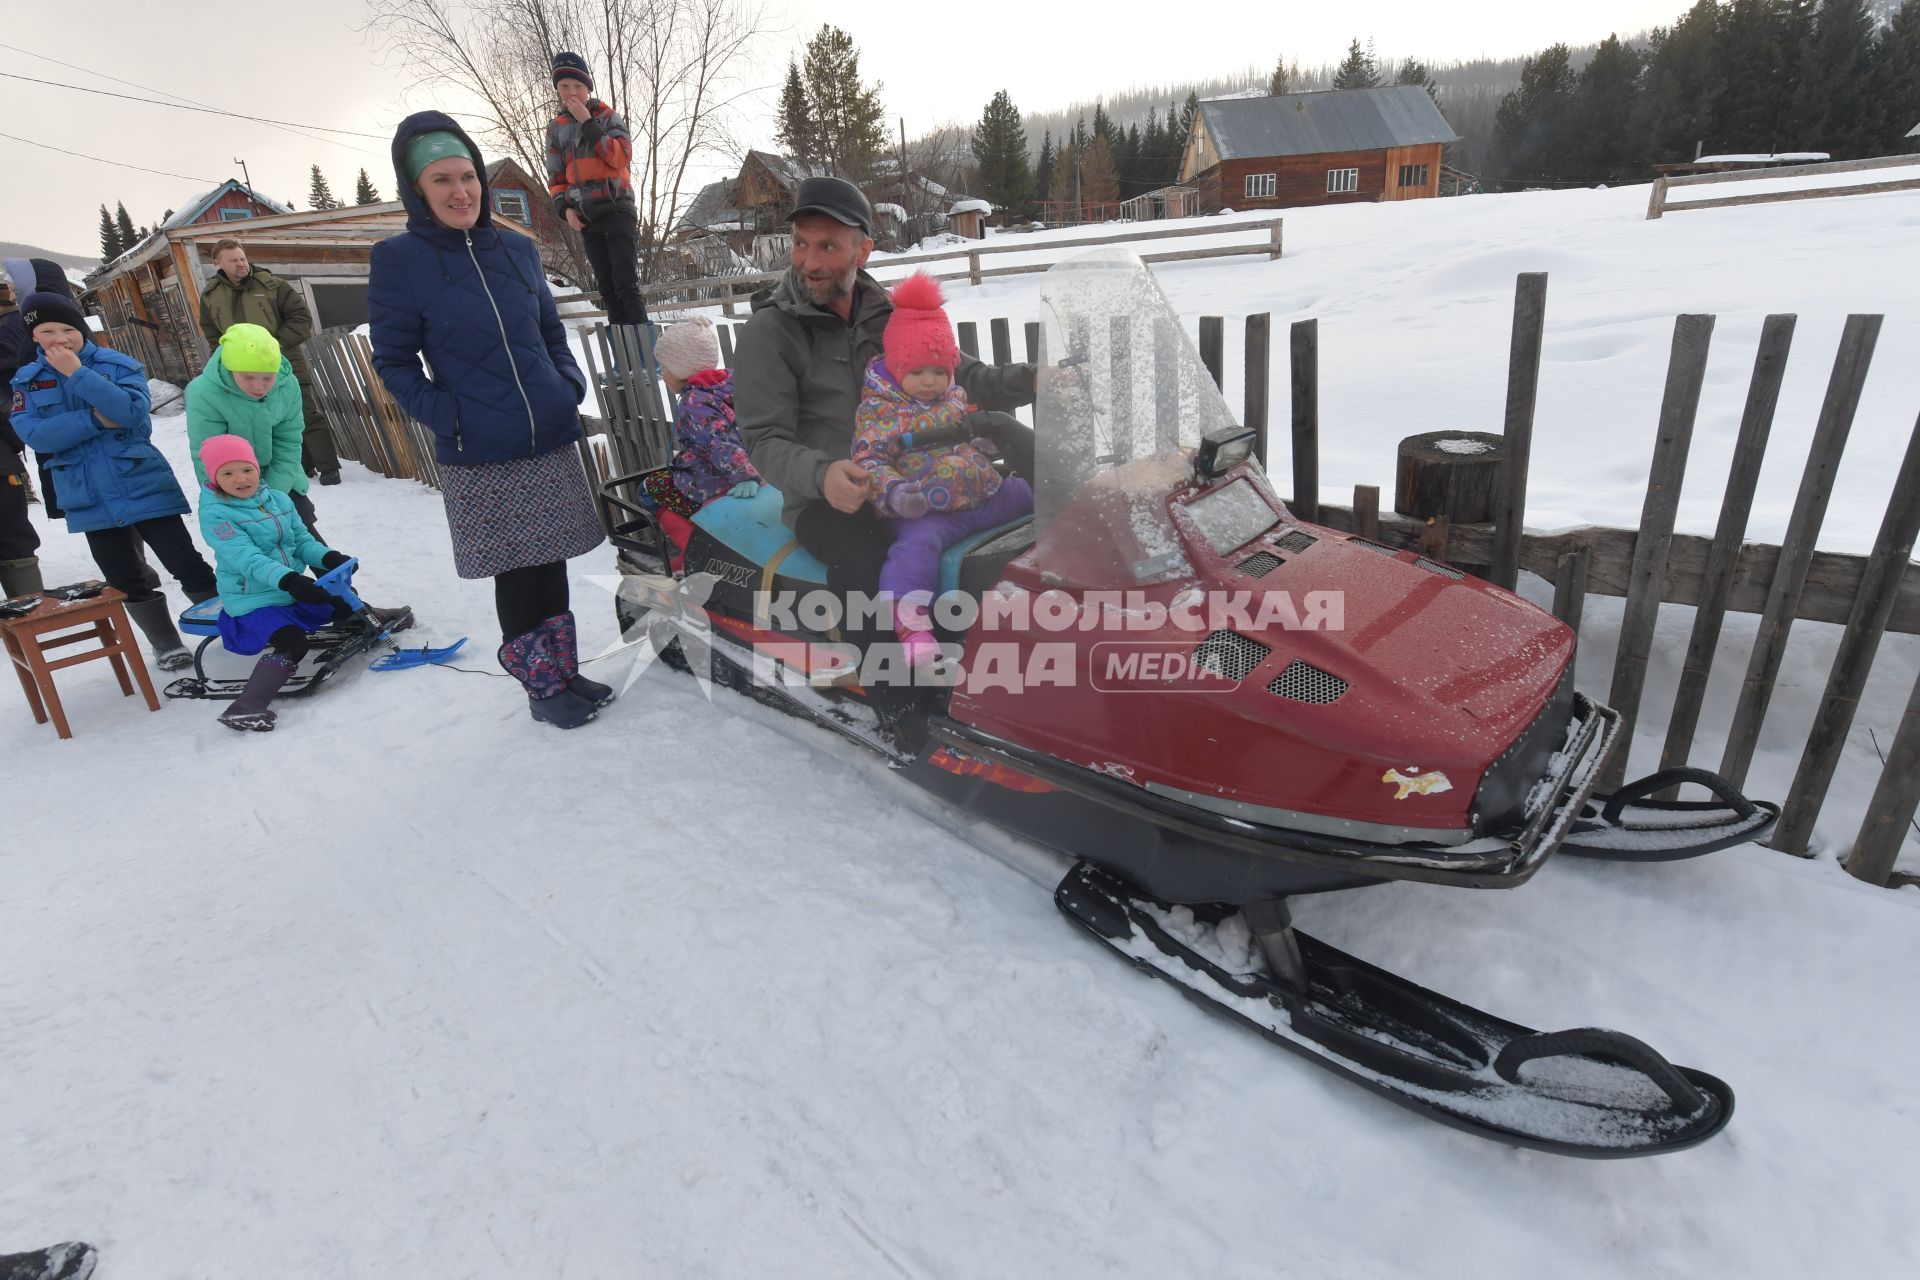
369, 112, 610, 730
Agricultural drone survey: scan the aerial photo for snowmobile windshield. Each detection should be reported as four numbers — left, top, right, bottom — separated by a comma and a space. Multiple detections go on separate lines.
1033, 249, 1243, 588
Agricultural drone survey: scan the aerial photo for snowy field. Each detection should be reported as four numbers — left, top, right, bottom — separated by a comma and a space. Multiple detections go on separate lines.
5, 181, 1920, 1277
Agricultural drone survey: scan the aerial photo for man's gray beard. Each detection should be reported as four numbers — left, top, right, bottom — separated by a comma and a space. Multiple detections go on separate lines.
793, 265, 854, 305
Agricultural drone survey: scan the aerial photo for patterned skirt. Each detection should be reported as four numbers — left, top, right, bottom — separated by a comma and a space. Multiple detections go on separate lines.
440, 445, 606, 580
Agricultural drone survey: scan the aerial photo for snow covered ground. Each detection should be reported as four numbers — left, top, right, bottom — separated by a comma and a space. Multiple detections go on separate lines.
5, 181, 1920, 1277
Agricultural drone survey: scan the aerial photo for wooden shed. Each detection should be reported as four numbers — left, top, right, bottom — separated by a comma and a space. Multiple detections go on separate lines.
1179, 86, 1457, 214
947, 198, 990, 240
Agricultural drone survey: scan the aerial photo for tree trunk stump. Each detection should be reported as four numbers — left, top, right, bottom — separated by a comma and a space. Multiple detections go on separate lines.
1394, 431, 1507, 522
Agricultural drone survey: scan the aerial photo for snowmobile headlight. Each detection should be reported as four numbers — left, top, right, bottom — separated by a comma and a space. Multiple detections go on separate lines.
1196, 425, 1257, 480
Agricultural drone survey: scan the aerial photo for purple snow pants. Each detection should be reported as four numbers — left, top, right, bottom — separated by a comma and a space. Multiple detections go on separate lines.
879, 476, 1033, 608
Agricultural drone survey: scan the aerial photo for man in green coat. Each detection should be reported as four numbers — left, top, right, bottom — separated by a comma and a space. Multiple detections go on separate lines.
733, 178, 1036, 716
185, 324, 325, 541
198, 239, 341, 485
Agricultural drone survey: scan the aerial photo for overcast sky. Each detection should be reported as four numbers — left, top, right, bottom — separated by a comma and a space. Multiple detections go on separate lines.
1, 0, 1692, 258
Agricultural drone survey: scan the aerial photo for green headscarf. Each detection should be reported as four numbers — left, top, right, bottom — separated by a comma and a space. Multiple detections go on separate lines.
405, 131, 476, 181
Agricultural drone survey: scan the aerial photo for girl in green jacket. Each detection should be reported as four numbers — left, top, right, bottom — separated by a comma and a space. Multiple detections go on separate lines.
185, 324, 323, 540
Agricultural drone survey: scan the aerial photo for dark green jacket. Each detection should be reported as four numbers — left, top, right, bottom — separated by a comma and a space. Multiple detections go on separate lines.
734, 268, 1036, 526
198, 267, 315, 355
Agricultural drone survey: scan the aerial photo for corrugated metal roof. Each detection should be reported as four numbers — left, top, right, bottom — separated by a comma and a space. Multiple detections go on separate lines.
1198, 86, 1457, 160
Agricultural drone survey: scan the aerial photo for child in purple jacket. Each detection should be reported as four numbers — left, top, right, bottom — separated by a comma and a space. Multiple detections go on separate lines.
640, 317, 759, 517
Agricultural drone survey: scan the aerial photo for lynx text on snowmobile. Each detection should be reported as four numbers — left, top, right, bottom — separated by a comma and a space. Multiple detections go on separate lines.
601, 249, 1778, 1157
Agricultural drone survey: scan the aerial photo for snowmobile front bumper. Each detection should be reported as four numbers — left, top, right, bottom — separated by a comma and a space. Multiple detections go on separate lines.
930, 692, 1621, 893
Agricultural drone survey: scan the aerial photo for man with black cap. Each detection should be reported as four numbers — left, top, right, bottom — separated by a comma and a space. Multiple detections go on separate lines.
544, 51, 649, 328
733, 176, 1038, 711
0, 270, 42, 596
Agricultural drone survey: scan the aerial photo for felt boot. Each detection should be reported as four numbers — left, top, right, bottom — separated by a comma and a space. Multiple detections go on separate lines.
125, 594, 194, 671
218, 653, 296, 731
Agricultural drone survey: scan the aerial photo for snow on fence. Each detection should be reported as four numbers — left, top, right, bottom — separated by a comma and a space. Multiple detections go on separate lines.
299, 284, 1920, 888
1646, 152, 1920, 220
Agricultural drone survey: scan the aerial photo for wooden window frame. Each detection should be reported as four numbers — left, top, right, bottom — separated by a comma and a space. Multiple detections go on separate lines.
1244, 172, 1277, 199
1398, 163, 1430, 189
492, 189, 533, 224
1327, 168, 1359, 194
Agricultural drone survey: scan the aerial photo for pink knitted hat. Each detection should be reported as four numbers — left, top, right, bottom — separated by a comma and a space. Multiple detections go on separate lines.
882, 273, 959, 383
199, 434, 259, 486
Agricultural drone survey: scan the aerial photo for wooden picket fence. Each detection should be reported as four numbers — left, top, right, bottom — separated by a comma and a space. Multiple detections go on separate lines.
299, 283, 1920, 888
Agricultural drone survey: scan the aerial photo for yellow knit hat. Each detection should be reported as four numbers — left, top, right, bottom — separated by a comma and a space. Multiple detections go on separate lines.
219, 323, 282, 374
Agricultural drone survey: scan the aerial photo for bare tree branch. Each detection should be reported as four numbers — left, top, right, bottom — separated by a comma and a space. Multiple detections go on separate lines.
365, 0, 769, 283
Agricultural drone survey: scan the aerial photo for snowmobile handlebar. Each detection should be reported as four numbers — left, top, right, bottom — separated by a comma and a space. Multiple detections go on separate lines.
314, 557, 365, 612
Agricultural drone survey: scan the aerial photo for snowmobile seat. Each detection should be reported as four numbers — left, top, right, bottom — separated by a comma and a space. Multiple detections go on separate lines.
691, 484, 829, 586
688, 484, 1032, 602
177, 597, 224, 638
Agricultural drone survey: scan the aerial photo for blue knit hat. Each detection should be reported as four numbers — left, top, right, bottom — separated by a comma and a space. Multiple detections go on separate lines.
552, 51, 592, 92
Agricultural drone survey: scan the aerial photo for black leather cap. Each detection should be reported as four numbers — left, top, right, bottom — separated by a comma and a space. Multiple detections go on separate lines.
787, 177, 873, 236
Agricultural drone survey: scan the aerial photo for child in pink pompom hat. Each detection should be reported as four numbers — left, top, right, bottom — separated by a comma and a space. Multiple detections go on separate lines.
852, 273, 1032, 666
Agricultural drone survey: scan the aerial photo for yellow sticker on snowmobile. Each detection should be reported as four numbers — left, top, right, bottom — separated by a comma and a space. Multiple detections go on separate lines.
1383, 768, 1453, 800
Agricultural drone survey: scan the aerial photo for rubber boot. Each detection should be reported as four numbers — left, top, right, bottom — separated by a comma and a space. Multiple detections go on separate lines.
125, 595, 194, 671
365, 603, 415, 634
0, 555, 43, 598
541, 610, 614, 708
498, 623, 598, 729
0, 1242, 96, 1280
218, 654, 295, 732
186, 586, 218, 605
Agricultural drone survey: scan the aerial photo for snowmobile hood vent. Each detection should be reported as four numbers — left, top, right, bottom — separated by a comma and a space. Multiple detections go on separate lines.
1193, 629, 1272, 682
1414, 557, 1465, 580
1237, 551, 1284, 579
1273, 529, 1317, 554
1348, 536, 1402, 557
1269, 659, 1348, 704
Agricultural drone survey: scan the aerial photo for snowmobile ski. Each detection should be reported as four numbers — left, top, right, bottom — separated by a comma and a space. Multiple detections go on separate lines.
1056, 861, 1734, 1157
1560, 767, 1779, 861
0, 1241, 96, 1280
370, 635, 469, 671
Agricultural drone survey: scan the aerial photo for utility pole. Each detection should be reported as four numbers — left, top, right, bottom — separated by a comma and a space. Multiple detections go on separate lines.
233, 157, 253, 197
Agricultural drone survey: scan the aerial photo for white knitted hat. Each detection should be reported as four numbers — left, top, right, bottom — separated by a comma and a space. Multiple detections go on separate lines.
654, 317, 721, 380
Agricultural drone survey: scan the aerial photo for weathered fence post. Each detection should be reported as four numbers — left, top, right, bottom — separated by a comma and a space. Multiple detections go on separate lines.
1198, 315, 1224, 389
1245, 314, 1271, 467
990, 317, 1012, 365
1269, 219, 1284, 260
1646, 176, 1670, 220
1772, 410, 1920, 854
1289, 318, 1319, 521
1109, 316, 1134, 460
1552, 545, 1591, 635
1024, 321, 1040, 364
716, 323, 736, 368
1353, 486, 1381, 541
1601, 313, 1716, 793
1720, 315, 1882, 788
1489, 272, 1548, 592
956, 321, 979, 359
1657, 315, 1795, 792
968, 250, 981, 286
1846, 667, 1920, 886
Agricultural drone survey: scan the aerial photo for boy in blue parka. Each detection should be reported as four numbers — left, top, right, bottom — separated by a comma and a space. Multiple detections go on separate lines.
9, 292, 217, 669
196, 433, 354, 731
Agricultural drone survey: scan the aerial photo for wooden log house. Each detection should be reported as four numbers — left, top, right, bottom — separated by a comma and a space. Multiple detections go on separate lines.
1179, 86, 1457, 214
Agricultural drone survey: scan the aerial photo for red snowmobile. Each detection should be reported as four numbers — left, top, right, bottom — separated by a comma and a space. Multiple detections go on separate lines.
602, 250, 1777, 1157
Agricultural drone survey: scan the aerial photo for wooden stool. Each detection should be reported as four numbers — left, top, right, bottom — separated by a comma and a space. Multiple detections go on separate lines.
0, 585, 160, 739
